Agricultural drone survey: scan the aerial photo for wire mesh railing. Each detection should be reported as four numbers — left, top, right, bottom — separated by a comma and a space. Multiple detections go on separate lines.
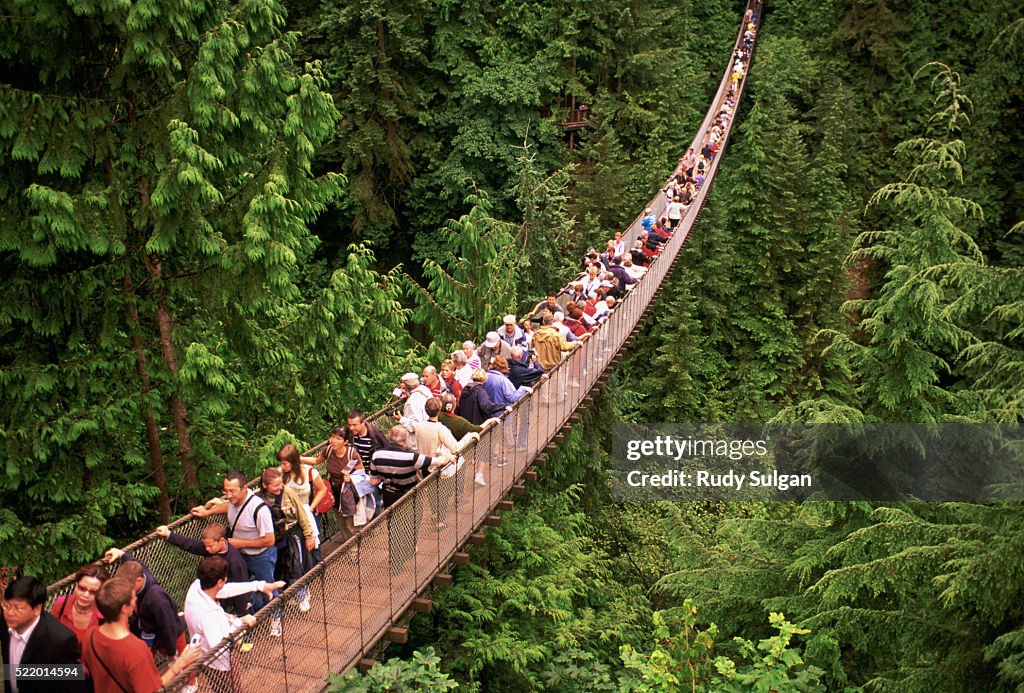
45, 3, 763, 690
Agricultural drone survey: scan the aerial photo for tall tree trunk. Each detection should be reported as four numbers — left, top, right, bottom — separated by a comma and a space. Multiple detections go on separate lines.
108, 156, 173, 519
138, 179, 201, 502
122, 272, 172, 522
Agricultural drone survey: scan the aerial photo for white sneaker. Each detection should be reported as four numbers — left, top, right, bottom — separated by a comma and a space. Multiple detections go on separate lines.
270, 616, 282, 637
475, 472, 487, 487
298, 595, 310, 612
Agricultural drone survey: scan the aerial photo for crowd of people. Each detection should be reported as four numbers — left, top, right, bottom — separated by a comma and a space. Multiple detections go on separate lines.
2, 9, 757, 692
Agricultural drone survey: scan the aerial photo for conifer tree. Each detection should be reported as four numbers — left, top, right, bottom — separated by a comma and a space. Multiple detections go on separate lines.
0, 0, 409, 576
407, 191, 520, 352
299, 0, 432, 249
820, 63, 983, 421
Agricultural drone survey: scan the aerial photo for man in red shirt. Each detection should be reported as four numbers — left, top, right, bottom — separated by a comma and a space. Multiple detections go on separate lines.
81, 578, 199, 693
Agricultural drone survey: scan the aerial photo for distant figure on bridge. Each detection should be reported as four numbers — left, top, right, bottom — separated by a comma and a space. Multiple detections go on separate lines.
613, 231, 626, 258
631, 239, 649, 267
532, 292, 561, 319
498, 314, 528, 350
486, 357, 533, 409
461, 340, 482, 372
622, 256, 647, 281
641, 208, 656, 233
421, 365, 450, 399
439, 359, 464, 406
457, 369, 506, 426
563, 307, 590, 339
370, 425, 454, 509
533, 313, 587, 371
438, 393, 496, 489
551, 311, 580, 343
477, 331, 513, 372
452, 346, 478, 386
667, 195, 685, 230
608, 256, 639, 290
580, 264, 603, 296
682, 148, 697, 177
393, 372, 433, 451
508, 346, 545, 389
567, 282, 587, 304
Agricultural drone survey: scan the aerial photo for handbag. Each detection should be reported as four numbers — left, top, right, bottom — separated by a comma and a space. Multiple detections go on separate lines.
310, 466, 335, 514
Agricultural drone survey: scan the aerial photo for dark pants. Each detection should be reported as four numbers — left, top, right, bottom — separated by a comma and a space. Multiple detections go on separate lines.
382, 485, 417, 575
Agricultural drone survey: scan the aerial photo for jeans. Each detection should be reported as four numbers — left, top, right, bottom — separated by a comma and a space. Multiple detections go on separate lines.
243, 546, 277, 612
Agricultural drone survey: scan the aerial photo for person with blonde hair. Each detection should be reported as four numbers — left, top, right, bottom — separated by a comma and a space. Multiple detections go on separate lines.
456, 368, 505, 425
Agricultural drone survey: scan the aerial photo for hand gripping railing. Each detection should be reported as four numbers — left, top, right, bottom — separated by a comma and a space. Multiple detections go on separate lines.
47, 3, 763, 689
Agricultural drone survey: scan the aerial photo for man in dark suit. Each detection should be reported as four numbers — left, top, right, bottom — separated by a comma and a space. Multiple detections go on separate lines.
2, 576, 85, 693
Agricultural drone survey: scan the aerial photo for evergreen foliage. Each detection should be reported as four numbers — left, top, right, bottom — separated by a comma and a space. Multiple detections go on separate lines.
326, 647, 458, 692
3, 0, 1024, 690
0, 0, 408, 576
407, 191, 520, 355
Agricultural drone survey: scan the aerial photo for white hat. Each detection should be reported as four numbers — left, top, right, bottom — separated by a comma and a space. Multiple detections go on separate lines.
483, 332, 500, 348
503, 314, 516, 325
401, 372, 419, 384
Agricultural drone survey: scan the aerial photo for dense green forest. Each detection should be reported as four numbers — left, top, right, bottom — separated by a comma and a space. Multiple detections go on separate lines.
2, 0, 1023, 689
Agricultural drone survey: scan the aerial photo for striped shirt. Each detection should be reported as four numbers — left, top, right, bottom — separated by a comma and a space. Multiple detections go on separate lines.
369, 445, 433, 491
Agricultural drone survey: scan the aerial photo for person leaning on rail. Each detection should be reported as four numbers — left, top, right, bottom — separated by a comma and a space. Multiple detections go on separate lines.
369, 425, 456, 509
183, 556, 284, 692
101, 549, 186, 666
370, 426, 456, 575
415, 397, 480, 527
153, 522, 251, 616
190, 471, 277, 615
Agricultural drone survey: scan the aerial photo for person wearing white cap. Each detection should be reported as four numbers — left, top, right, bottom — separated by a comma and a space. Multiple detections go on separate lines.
497, 315, 527, 350
393, 372, 433, 451
477, 330, 512, 372
641, 207, 656, 233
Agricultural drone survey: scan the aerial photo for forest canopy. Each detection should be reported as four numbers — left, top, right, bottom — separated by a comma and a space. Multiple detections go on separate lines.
2, 0, 1023, 690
